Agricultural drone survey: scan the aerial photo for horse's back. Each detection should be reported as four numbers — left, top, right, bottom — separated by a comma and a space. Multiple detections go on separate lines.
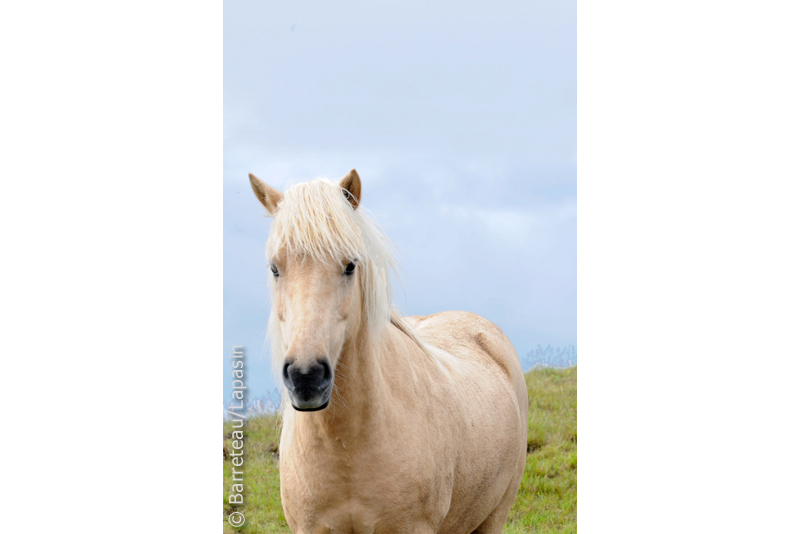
407, 310, 527, 414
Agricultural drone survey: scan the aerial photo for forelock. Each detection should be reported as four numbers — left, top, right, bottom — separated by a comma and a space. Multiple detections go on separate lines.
267, 179, 366, 263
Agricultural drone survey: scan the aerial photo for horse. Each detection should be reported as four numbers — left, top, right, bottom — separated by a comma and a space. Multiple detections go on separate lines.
249, 169, 528, 534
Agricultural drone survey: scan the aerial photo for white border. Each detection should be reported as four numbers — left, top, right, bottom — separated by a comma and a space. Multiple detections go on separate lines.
580, 0, 800, 531
2, 2, 221, 532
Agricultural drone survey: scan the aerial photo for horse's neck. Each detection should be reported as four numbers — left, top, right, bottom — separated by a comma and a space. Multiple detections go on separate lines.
328, 327, 388, 433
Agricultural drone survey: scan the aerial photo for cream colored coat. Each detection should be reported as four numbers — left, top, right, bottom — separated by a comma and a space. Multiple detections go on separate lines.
250, 170, 528, 534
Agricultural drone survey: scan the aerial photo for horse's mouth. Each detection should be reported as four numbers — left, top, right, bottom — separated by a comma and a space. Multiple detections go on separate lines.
291, 398, 330, 412
289, 385, 332, 412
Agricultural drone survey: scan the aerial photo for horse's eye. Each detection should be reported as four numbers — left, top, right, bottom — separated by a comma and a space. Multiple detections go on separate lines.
270, 264, 279, 277
344, 262, 356, 275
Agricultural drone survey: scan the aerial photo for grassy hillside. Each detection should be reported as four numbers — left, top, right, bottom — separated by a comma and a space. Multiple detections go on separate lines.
223, 366, 576, 533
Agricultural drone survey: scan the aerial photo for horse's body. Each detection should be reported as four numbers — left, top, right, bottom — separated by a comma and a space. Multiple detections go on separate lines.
249, 170, 527, 534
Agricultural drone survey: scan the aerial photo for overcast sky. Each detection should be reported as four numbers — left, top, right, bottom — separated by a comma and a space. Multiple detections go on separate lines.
223, 0, 576, 402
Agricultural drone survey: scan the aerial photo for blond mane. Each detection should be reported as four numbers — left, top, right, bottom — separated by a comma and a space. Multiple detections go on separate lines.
265, 178, 430, 379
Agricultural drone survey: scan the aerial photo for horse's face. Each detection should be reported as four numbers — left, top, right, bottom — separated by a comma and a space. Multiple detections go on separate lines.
249, 169, 364, 412
270, 251, 362, 411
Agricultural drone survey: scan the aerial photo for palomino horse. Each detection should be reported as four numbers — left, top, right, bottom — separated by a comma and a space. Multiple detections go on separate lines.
249, 170, 528, 534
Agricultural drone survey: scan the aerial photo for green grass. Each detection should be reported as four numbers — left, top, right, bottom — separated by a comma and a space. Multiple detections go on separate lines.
223, 366, 576, 533
504, 367, 577, 533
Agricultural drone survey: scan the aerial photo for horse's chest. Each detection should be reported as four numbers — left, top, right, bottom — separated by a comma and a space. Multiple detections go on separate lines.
281, 445, 448, 533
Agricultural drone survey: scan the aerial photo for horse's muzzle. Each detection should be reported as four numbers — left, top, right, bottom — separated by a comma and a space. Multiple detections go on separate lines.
283, 358, 333, 411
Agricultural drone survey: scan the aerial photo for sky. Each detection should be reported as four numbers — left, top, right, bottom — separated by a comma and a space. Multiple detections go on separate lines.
223, 0, 576, 403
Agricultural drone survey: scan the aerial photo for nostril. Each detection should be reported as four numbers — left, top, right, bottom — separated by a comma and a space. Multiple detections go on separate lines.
318, 360, 332, 388
283, 362, 291, 382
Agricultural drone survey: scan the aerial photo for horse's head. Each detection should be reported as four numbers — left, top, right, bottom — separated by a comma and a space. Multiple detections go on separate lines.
249, 170, 379, 412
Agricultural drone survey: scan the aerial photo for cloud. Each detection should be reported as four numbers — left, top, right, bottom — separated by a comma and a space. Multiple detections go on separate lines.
223, 0, 576, 398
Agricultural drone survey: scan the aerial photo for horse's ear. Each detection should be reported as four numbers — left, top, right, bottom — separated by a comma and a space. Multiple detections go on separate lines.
340, 169, 361, 210
249, 173, 283, 216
